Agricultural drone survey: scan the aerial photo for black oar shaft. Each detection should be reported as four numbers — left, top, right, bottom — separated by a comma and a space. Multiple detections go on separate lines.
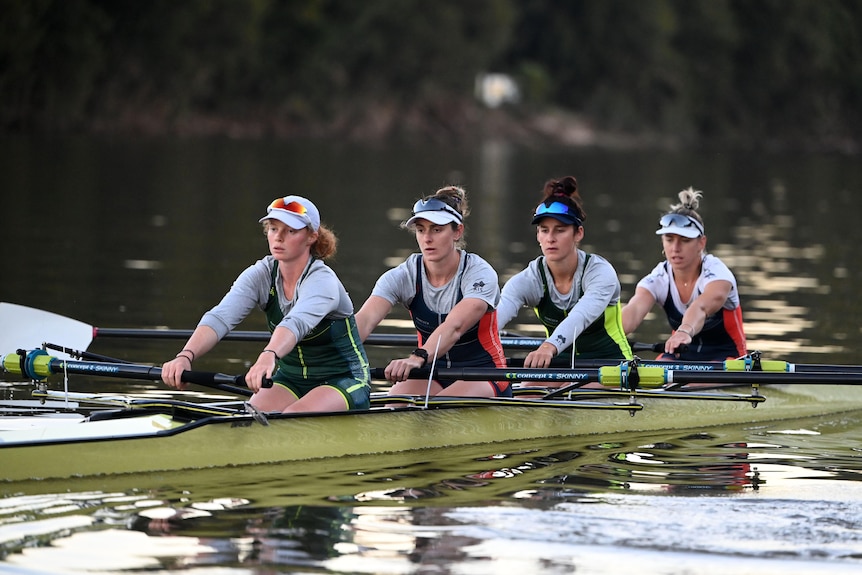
795, 364, 862, 374
93, 329, 547, 349
94, 328, 268, 342
371, 367, 602, 383
38, 357, 254, 395
508, 358, 722, 369
91, 327, 862, 372
509, 358, 862, 373
370, 365, 862, 386
91, 328, 662, 353
666, 371, 862, 385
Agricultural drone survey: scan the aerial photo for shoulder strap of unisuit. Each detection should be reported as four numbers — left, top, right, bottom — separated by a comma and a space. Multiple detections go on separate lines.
294, 256, 316, 300
577, 253, 591, 298
537, 256, 548, 292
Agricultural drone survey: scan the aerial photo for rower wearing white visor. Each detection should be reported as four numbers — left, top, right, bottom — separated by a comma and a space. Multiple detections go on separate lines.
355, 185, 510, 399
161, 195, 371, 413
622, 187, 747, 361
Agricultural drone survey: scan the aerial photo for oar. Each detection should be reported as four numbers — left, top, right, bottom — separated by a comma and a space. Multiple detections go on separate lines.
90, 328, 665, 353
42, 342, 134, 364
1, 350, 269, 396
91, 328, 662, 352
0, 303, 93, 358
369, 365, 862, 387
0, 303, 666, 352
9, 303, 862, 374
505, 356, 862, 373
359, 333, 663, 353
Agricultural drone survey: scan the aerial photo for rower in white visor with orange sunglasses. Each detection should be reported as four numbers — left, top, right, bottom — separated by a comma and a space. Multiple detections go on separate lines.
161, 195, 371, 413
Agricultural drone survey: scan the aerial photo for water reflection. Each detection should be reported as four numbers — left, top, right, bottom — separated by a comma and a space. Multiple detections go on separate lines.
4, 412, 862, 571
723, 181, 839, 357
567, 435, 759, 494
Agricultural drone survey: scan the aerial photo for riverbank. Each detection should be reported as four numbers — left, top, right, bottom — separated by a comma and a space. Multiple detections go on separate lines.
83, 99, 652, 148
21, 98, 859, 154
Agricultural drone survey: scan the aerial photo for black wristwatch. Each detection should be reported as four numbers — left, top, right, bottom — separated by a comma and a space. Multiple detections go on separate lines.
411, 348, 429, 367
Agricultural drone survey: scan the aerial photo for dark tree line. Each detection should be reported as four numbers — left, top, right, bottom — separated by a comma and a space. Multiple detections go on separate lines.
2, 0, 860, 150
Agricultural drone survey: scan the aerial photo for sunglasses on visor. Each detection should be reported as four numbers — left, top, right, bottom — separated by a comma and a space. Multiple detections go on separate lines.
533, 201, 583, 225
268, 198, 309, 219
412, 198, 463, 222
658, 213, 704, 235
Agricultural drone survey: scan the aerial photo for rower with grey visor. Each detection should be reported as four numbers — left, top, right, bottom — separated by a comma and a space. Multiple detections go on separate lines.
622, 187, 748, 361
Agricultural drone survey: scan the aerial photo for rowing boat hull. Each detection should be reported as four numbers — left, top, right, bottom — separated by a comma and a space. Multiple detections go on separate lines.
3, 384, 861, 482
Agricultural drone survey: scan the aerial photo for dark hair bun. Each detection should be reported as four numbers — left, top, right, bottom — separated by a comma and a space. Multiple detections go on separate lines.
550, 176, 577, 198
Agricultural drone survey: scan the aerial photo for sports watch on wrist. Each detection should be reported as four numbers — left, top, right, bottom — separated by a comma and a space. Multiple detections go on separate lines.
411, 348, 429, 367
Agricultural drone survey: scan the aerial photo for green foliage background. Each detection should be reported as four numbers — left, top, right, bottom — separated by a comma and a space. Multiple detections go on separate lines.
2, 0, 860, 149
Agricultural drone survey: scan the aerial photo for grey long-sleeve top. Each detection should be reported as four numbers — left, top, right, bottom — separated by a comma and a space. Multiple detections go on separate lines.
496, 251, 621, 352
199, 255, 355, 341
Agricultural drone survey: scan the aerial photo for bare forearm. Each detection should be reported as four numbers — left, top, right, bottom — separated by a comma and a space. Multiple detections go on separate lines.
175, 326, 220, 360
161, 326, 219, 389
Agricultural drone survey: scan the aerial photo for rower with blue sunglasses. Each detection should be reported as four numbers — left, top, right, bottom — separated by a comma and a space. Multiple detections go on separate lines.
497, 176, 633, 372
355, 186, 510, 399
622, 188, 747, 361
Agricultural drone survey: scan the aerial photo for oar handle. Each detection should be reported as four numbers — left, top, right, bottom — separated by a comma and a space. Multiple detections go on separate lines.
631, 341, 664, 353
180, 369, 246, 388
629, 342, 692, 354
1, 350, 271, 392
178, 370, 272, 390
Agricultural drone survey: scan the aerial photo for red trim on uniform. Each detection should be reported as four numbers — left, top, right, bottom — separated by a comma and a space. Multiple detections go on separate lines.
722, 306, 747, 358
478, 309, 507, 368
478, 309, 509, 396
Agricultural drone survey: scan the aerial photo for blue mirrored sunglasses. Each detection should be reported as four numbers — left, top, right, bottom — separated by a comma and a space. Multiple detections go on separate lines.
659, 213, 704, 235
412, 198, 463, 222
533, 201, 582, 225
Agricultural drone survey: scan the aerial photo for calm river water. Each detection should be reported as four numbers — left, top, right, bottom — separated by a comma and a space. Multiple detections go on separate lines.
1, 135, 862, 573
